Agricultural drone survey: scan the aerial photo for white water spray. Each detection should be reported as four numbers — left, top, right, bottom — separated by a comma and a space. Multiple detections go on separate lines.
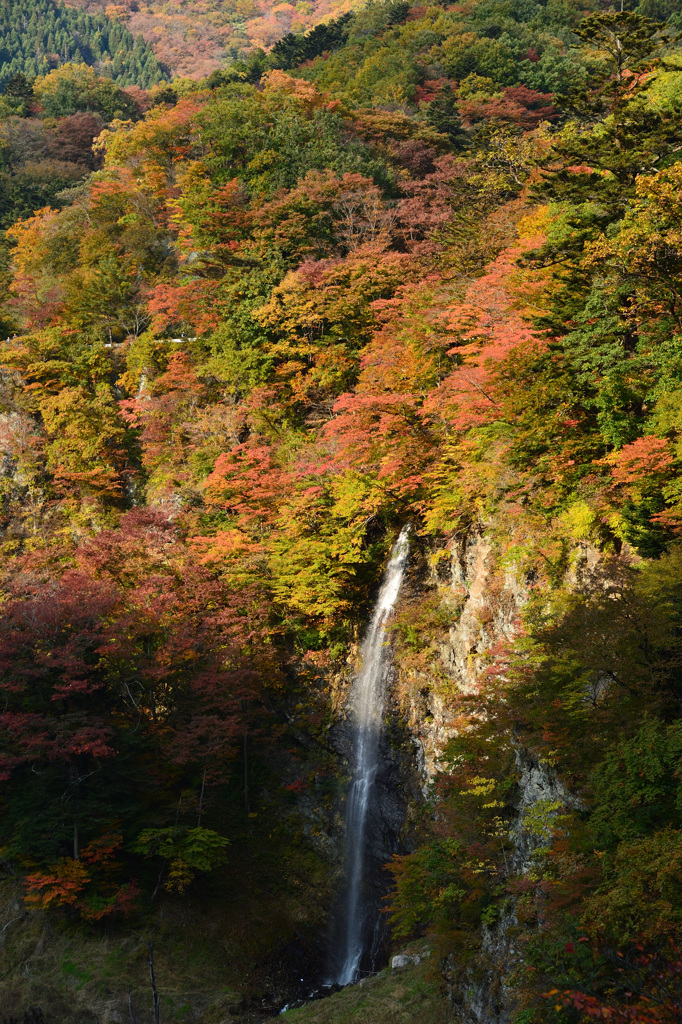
336, 526, 411, 986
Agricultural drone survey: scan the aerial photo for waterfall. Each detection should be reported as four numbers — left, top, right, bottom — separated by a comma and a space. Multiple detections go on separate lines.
335, 526, 411, 987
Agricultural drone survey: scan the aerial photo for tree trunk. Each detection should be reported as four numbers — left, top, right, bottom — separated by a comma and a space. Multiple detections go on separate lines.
197, 767, 207, 827
150, 863, 166, 904
148, 936, 161, 1024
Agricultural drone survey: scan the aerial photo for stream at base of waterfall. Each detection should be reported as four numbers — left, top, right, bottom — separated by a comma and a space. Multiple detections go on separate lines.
333, 526, 411, 987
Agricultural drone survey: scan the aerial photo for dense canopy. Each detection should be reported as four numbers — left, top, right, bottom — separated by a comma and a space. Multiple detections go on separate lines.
0, 0, 168, 90
2, 1, 682, 1020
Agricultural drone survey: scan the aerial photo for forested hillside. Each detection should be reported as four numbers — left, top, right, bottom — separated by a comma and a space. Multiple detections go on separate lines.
1, 0, 682, 1021
0, 62, 168, 248
0, 0, 168, 89
68, 0, 363, 78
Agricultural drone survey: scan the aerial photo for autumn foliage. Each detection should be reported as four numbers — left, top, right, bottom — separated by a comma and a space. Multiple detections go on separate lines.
1, 4, 682, 1019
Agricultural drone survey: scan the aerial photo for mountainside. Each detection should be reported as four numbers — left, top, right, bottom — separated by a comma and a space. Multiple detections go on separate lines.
67, 0, 363, 79
2, 1, 682, 1023
0, 0, 168, 89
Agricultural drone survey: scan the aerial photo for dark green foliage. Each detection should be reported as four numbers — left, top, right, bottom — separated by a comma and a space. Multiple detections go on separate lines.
200, 89, 391, 196
389, 838, 467, 941
386, 1, 410, 25
534, 89, 682, 234
573, 10, 668, 81
206, 12, 355, 89
0, 0, 168, 91
423, 85, 469, 148
639, 0, 682, 21
0, 168, 81, 231
269, 13, 354, 69
590, 720, 682, 850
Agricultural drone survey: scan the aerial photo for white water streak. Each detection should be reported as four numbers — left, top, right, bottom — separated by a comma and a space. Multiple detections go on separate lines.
336, 526, 410, 986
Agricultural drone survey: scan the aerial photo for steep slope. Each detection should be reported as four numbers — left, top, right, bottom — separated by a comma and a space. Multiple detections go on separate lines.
0, 64, 162, 235
1, 2, 682, 1023
0, 0, 168, 89
67, 0, 365, 78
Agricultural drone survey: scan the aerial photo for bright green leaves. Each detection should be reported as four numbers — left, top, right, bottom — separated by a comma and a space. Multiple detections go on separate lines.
0, 329, 132, 516
268, 471, 384, 628
134, 826, 229, 893
269, 523, 369, 625
199, 77, 385, 199
33, 64, 142, 121
41, 381, 129, 502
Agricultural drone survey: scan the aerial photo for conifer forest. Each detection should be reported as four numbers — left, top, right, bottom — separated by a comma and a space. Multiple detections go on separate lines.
1, 0, 682, 1022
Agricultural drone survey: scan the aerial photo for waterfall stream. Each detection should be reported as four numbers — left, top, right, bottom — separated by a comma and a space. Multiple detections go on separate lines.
335, 526, 411, 987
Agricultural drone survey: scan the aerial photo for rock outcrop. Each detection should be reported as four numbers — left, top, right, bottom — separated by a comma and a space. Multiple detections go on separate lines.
396, 525, 589, 1023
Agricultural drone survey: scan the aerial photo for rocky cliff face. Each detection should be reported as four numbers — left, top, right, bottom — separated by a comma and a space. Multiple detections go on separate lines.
401, 528, 527, 788
395, 526, 589, 1024
449, 745, 584, 1024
